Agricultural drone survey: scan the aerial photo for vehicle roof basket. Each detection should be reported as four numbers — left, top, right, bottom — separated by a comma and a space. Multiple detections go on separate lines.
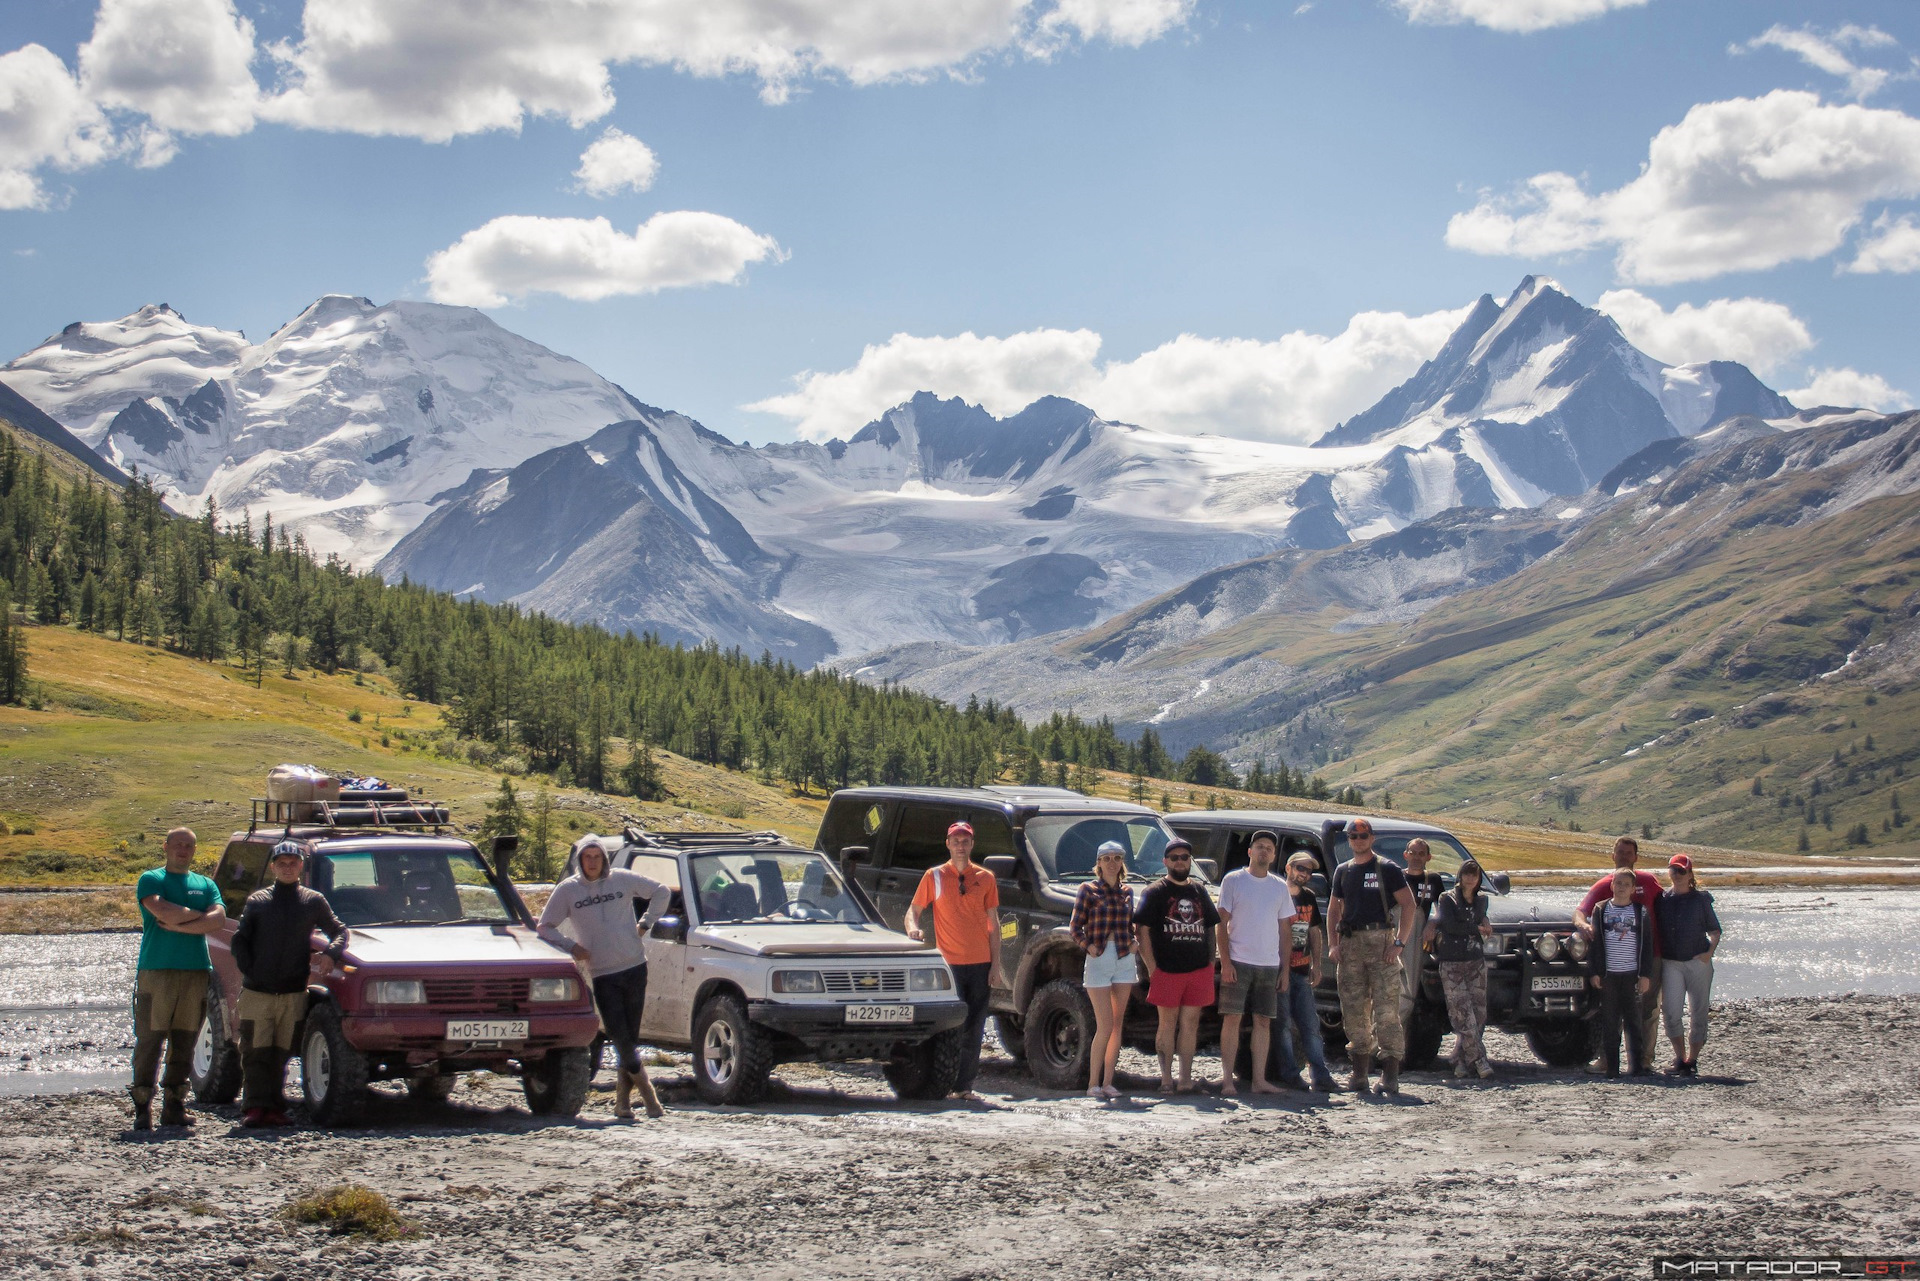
250, 797, 452, 836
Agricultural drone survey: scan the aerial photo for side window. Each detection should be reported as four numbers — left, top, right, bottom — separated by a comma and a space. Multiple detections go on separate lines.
816, 800, 893, 855
890, 805, 961, 872
215, 840, 268, 916
1280, 833, 1324, 875
964, 809, 1015, 859
1168, 824, 1217, 864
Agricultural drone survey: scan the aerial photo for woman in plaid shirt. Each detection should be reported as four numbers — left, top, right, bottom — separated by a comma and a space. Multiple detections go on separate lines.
1071, 841, 1138, 1099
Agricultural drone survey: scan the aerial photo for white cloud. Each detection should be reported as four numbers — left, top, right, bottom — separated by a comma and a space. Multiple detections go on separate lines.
79, 0, 259, 137
1038, 0, 1194, 47
424, 210, 784, 307
1447, 90, 1920, 284
1736, 24, 1899, 102
745, 305, 1472, 443
1845, 212, 1920, 274
573, 128, 659, 197
1786, 367, 1913, 413
1594, 289, 1811, 376
0, 44, 115, 210
1392, 0, 1648, 34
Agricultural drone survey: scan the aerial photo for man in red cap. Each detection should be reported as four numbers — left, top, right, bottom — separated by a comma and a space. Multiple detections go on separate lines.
1573, 835, 1665, 1070
905, 820, 1004, 1101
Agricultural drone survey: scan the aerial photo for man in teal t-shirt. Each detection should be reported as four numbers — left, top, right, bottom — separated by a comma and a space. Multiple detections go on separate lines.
131, 828, 224, 1131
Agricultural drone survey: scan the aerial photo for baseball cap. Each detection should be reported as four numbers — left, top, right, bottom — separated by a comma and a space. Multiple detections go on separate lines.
947, 821, 974, 837
271, 840, 305, 861
1096, 840, 1127, 859
1668, 853, 1693, 871
1164, 837, 1193, 855
1249, 829, 1279, 846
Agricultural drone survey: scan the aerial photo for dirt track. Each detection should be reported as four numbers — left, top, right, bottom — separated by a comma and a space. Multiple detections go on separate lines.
1, 994, 1914, 1281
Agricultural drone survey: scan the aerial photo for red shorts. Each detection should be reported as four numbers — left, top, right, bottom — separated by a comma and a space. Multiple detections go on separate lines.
1147, 966, 1215, 1008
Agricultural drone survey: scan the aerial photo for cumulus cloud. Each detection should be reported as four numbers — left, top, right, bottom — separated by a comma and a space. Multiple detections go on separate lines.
1391, 0, 1648, 34
0, 44, 115, 210
1786, 367, 1913, 413
745, 305, 1472, 443
425, 211, 784, 307
573, 128, 659, 197
1594, 289, 1812, 376
1845, 212, 1920, 274
79, 0, 259, 137
1447, 90, 1920, 284
1039, 0, 1195, 47
1736, 24, 1900, 101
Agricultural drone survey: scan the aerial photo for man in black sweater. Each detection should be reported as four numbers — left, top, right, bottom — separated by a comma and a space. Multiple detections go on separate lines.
231, 841, 349, 1126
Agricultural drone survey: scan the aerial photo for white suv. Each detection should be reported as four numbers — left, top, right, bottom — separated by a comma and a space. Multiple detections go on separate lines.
578, 830, 967, 1105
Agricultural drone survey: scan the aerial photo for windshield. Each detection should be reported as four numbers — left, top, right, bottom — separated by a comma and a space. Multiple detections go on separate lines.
313, 846, 514, 926
1330, 830, 1473, 877
1023, 814, 1186, 883
690, 850, 877, 925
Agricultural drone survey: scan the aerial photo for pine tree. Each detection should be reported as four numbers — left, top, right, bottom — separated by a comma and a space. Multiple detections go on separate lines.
0, 586, 24, 704
524, 783, 556, 881
622, 740, 665, 801
479, 776, 524, 847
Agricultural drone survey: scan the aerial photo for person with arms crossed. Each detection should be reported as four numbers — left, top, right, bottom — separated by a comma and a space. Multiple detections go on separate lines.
1399, 839, 1447, 1025
1132, 837, 1220, 1093
905, 821, 1005, 1103
1069, 841, 1137, 1099
130, 827, 225, 1132
1654, 854, 1721, 1077
1214, 831, 1296, 1097
537, 837, 670, 1119
1588, 868, 1655, 1076
1279, 852, 1337, 1092
1572, 835, 1664, 1073
1325, 818, 1416, 1095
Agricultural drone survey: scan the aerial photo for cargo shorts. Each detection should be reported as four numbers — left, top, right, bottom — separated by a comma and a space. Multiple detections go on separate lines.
236, 989, 308, 1052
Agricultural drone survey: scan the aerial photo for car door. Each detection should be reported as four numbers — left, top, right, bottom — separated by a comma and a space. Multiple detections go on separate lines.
963, 808, 1026, 995
817, 797, 896, 918
873, 801, 959, 931
625, 854, 694, 1045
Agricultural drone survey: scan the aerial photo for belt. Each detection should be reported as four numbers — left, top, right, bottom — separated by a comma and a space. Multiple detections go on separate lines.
1342, 922, 1390, 935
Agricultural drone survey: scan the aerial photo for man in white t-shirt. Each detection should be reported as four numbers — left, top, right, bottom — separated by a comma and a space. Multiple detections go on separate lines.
1215, 830, 1296, 1097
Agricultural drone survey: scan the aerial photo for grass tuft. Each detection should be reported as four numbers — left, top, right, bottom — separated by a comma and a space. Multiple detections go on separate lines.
283, 1184, 415, 1241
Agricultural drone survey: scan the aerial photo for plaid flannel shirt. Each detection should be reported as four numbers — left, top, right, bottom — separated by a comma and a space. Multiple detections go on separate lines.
1069, 879, 1136, 957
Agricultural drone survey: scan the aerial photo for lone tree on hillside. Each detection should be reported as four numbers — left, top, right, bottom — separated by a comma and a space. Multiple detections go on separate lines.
479, 777, 524, 848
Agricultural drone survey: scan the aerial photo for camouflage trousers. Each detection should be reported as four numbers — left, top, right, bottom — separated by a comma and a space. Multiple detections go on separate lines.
1439, 959, 1489, 1068
1335, 930, 1404, 1061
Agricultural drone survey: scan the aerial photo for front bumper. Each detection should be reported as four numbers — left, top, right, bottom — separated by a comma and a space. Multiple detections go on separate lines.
748, 999, 969, 1042
343, 1010, 601, 1062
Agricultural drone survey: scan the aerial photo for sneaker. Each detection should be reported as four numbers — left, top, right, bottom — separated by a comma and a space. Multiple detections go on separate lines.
1453, 1061, 1470, 1079
1085, 1086, 1104, 1099
1666, 1060, 1689, 1076
264, 1109, 292, 1128
1279, 1074, 1309, 1092
242, 1108, 269, 1128
1583, 1061, 1609, 1076
1310, 1072, 1337, 1093
1476, 1060, 1495, 1080
1683, 1059, 1699, 1077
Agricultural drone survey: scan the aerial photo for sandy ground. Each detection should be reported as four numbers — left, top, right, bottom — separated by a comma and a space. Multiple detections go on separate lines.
0, 995, 1913, 1280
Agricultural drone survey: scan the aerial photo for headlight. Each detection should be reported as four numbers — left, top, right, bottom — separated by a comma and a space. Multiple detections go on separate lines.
1483, 933, 1505, 957
771, 970, 824, 994
529, 977, 578, 1003
370, 979, 425, 1005
1534, 933, 1561, 961
1567, 934, 1590, 962
910, 968, 952, 992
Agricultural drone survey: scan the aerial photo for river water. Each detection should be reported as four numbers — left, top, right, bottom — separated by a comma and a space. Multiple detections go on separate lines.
2, 888, 1915, 1095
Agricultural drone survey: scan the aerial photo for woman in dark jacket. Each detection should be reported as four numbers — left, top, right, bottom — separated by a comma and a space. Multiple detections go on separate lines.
1424, 859, 1495, 1079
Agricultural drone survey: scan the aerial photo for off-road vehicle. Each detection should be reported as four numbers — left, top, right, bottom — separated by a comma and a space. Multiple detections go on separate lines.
1165, 810, 1595, 1070
814, 786, 1209, 1090
586, 828, 970, 1105
192, 779, 601, 1124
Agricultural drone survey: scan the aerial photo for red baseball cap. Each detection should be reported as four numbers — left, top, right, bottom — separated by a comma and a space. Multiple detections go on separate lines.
1668, 854, 1693, 871
947, 821, 974, 837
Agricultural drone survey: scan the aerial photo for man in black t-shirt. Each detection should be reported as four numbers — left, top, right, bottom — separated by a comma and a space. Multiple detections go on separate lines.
1279, 852, 1336, 1091
1400, 839, 1447, 1024
1133, 839, 1222, 1093
1326, 819, 1416, 1094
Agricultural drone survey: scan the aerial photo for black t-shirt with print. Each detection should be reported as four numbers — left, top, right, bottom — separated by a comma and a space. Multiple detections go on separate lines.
1406, 872, 1447, 914
1289, 889, 1323, 969
1132, 878, 1221, 974
1331, 859, 1409, 931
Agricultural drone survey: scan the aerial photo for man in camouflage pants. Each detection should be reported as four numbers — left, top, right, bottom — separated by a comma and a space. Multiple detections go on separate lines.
1325, 819, 1416, 1095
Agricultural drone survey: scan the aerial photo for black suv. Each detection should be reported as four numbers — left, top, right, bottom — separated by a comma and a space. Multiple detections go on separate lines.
1164, 810, 1594, 1068
814, 786, 1211, 1089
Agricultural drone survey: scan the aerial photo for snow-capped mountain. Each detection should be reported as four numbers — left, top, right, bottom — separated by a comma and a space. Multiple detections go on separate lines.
1, 297, 646, 565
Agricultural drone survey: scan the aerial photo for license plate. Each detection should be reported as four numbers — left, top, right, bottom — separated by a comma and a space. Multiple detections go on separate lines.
1531, 976, 1584, 992
446, 1018, 528, 1040
843, 1004, 914, 1025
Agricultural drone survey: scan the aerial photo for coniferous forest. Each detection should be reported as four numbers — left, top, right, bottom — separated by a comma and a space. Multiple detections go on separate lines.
0, 426, 1341, 801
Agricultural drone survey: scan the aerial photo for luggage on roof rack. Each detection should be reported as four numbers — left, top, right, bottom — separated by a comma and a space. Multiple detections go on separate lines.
251, 797, 451, 831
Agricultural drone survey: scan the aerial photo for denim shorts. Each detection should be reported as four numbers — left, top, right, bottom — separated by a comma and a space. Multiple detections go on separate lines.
1082, 939, 1139, 988
1218, 962, 1282, 1018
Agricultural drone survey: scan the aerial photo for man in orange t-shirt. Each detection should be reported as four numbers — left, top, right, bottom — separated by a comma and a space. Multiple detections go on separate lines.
905, 821, 1005, 1101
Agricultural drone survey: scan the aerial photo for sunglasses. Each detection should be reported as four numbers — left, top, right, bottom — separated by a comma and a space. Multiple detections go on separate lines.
1350, 831, 1374, 840
1164, 853, 1192, 862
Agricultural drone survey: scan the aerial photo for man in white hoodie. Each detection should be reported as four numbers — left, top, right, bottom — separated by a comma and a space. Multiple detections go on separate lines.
536, 837, 671, 1119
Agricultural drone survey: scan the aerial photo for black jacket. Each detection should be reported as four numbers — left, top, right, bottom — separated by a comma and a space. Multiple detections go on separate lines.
232, 881, 349, 994
1430, 889, 1489, 962
1585, 898, 1655, 980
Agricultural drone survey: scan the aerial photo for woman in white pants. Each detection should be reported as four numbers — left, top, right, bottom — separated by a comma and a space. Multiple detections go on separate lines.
1653, 854, 1721, 1077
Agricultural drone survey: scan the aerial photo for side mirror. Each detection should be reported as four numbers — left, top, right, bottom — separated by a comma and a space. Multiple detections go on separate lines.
1193, 858, 1219, 883
1488, 871, 1512, 896
1308, 873, 1330, 899
650, 915, 688, 943
982, 855, 1017, 880
839, 845, 869, 878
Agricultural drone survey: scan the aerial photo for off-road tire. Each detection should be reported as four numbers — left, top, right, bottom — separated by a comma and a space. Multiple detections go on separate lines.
523, 1047, 592, 1117
1526, 1018, 1595, 1067
1318, 1003, 1349, 1054
691, 995, 776, 1106
883, 1028, 966, 1100
993, 1013, 1028, 1062
1402, 1004, 1447, 1071
407, 1073, 457, 1104
189, 975, 242, 1105
1022, 979, 1095, 1091
300, 1003, 369, 1126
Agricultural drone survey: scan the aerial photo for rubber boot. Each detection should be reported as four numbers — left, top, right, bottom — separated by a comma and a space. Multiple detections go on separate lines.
1347, 1052, 1372, 1094
613, 1070, 635, 1121
632, 1063, 665, 1119
130, 1087, 153, 1132
1379, 1057, 1401, 1096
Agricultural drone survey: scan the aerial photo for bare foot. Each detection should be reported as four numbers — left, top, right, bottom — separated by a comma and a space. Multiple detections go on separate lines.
1159, 1078, 1177, 1093
1177, 1078, 1196, 1094
1219, 1079, 1238, 1096
1252, 1081, 1284, 1095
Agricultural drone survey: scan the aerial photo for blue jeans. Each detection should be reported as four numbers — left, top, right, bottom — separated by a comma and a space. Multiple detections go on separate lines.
1273, 967, 1329, 1079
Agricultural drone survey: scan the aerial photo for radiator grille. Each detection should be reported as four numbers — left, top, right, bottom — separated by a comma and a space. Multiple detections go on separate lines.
821, 970, 907, 994
421, 976, 529, 1014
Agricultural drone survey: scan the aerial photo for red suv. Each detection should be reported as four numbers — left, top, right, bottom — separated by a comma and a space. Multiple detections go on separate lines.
190, 798, 599, 1124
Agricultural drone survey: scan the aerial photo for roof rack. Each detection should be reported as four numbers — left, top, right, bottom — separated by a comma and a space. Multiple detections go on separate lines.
250, 797, 452, 835
618, 824, 792, 850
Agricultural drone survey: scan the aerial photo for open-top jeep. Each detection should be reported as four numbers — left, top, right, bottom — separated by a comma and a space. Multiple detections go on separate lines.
1165, 810, 1596, 1070
588, 828, 969, 1104
814, 786, 1211, 1090
192, 781, 600, 1124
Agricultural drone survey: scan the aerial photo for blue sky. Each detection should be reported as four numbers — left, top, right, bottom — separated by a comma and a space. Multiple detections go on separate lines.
2, 0, 1917, 445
